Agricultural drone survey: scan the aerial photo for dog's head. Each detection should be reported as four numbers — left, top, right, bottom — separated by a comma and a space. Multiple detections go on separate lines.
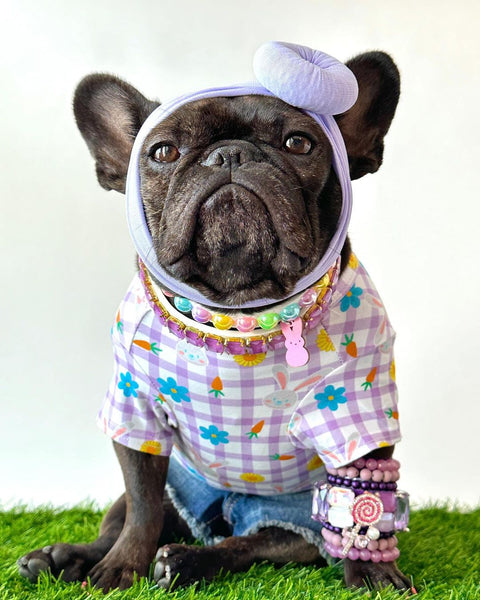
74, 50, 399, 307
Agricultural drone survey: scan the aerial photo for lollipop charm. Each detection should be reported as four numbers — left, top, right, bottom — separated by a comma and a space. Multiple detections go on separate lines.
342, 492, 384, 556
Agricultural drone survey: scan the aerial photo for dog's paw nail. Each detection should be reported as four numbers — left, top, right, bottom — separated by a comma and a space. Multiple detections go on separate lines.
153, 560, 165, 581
18, 557, 28, 567
81, 581, 87, 589
162, 550, 169, 558
42, 545, 53, 554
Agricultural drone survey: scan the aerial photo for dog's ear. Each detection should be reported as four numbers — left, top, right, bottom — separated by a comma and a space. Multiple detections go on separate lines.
73, 74, 159, 193
335, 52, 400, 180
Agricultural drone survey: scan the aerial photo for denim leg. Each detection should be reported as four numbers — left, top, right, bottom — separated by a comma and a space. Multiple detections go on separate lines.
166, 454, 230, 545
222, 489, 331, 562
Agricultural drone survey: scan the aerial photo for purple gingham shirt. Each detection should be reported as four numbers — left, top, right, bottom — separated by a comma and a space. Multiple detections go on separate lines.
98, 255, 401, 495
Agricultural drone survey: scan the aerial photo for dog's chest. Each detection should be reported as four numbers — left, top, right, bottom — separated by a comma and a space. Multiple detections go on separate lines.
103, 256, 401, 494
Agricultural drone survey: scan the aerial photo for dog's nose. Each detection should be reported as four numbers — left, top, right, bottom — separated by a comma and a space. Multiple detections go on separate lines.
202, 143, 261, 168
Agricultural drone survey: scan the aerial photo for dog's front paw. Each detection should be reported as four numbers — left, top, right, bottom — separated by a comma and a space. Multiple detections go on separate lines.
344, 558, 411, 590
153, 543, 220, 590
17, 543, 91, 583
86, 551, 149, 592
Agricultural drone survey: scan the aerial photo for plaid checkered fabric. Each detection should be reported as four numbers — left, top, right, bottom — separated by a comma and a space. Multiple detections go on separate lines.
98, 255, 401, 495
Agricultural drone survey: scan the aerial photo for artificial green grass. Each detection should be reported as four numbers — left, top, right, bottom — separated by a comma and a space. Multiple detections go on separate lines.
1, 504, 479, 600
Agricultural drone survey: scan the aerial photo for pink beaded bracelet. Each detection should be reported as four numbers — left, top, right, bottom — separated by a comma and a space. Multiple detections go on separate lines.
327, 458, 400, 483
324, 540, 400, 562
321, 528, 398, 552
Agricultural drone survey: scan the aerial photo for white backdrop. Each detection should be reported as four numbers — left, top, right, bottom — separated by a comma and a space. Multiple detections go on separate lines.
1, 0, 479, 509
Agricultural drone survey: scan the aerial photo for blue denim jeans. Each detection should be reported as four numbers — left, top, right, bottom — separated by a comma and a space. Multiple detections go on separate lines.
166, 453, 330, 561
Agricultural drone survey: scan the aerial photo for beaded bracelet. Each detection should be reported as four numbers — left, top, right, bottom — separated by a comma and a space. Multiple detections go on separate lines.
322, 527, 398, 552
326, 473, 398, 492
312, 462, 409, 563
327, 459, 400, 483
324, 541, 400, 563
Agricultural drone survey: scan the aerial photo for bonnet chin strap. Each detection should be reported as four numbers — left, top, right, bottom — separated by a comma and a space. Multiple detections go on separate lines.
125, 41, 358, 311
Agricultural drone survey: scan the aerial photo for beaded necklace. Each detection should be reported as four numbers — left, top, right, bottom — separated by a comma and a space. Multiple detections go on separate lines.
138, 258, 340, 358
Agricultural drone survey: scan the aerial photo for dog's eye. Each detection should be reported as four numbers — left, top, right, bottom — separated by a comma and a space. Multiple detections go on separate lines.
151, 144, 180, 163
284, 135, 312, 155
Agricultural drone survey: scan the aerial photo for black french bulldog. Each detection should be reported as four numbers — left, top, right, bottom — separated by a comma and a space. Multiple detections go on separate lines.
18, 50, 411, 592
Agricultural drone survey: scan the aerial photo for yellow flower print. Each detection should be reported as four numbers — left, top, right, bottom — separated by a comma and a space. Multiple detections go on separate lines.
390, 360, 396, 382
140, 440, 162, 455
240, 473, 265, 483
348, 253, 359, 270
378, 441, 391, 448
307, 455, 324, 471
317, 329, 335, 352
233, 353, 266, 367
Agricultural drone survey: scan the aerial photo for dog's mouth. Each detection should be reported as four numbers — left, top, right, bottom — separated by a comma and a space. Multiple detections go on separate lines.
156, 181, 315, 304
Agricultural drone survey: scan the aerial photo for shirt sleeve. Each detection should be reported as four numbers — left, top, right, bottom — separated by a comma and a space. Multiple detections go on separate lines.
289, 336, 401, 469
97, 334, 174, 457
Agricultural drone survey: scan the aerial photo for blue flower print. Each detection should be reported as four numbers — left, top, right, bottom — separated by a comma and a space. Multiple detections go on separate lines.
118, 371, 139, 398
340, 286, 363, 312
200, 424, 230, 446
315, 385, 348, 411
157, 376, 191, 403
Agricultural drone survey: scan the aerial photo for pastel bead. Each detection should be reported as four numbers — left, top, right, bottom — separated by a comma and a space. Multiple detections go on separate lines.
346, 467, 359, 479
370, 550, 382, 563
347, 548, 360, 561
378, 538, 388, 551
359, 549, 371, 561
258, 313, 280, 330
388, 536, 398, 549
360, 468, 372, 480
212, 314, 235, 330
174, 296, 193, 313
366, 458, 377, 470
354, 458, 366, 469
337, 467, 347, 477
299, 288, 317, 306
235, 316, 258, 332
280, 303, 301, 321
391, 470, 400, 482
372, 469, 383, 482
383, 471, 392, 483
391, 547, 400, 561
191, 305, 212, 323
377, 460, 387, 471
382, 549, 394, 562
367, 540, 379, 551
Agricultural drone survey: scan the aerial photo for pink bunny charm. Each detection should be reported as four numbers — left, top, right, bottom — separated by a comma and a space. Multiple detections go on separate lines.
281, 317, 309, 367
